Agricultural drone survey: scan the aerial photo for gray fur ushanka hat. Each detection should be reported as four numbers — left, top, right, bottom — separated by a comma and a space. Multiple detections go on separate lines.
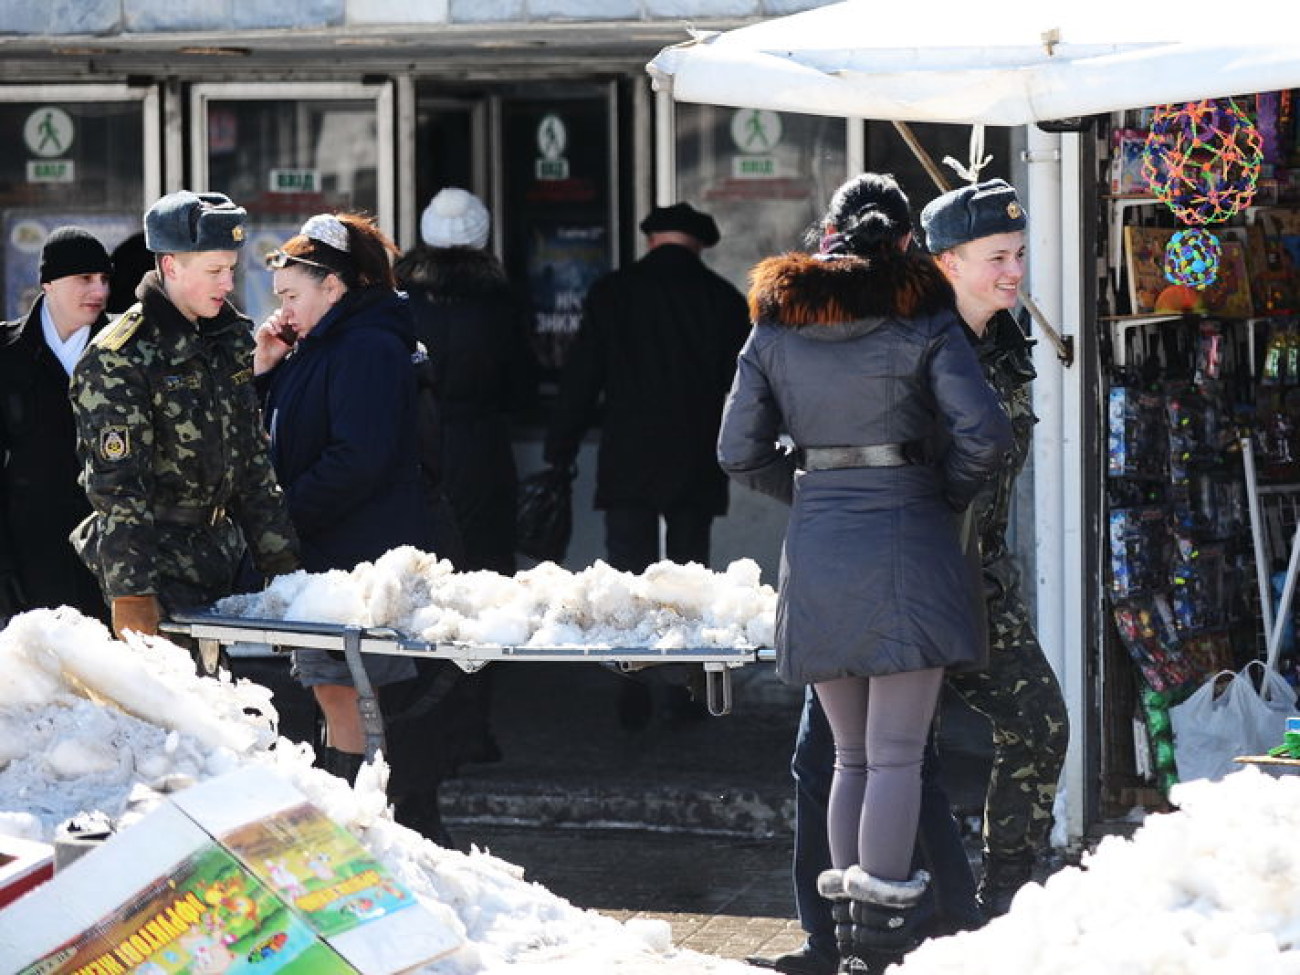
144, 190, 247, 254
920, 179, 1026, 254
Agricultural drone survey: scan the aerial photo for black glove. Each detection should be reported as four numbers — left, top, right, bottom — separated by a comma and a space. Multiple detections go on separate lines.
0, 572, 28, 620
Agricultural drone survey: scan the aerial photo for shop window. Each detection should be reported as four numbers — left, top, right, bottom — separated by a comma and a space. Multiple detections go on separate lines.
499, 91, 614, 387
675, 105, 847, 292
0, 95, 151, 319
192, 85, 389, 325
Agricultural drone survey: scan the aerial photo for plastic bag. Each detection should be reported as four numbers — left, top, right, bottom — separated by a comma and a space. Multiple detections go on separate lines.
1170, 662, 1297, 782
516, 466, 573, 563
1239, 658, 1296, 754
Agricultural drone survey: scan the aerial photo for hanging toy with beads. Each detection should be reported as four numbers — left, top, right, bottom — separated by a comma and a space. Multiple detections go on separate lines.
1142, 98, 1263, 226
1163, 227, 1222, 289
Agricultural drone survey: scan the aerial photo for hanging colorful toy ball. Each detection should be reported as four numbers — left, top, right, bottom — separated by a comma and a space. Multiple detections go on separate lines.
1142, 99, 1263, 224
1164, 227, 1221, 289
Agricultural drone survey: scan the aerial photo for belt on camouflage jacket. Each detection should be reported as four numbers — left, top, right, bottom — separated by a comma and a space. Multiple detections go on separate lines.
153, 503, 228, 526
798, 443, 911, 471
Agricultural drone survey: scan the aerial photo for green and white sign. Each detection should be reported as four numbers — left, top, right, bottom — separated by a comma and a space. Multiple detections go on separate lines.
24, 106, 74, 158
26, 160, 75, 183
269, 168, 321, 194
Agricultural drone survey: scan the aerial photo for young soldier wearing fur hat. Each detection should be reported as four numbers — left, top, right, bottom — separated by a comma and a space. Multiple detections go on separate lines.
69, 191, 300, 645
920, 178, 1069, 918
0, 227, 113, 626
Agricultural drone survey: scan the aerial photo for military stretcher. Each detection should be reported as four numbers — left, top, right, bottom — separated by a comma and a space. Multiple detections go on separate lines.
160, 611, 774, 760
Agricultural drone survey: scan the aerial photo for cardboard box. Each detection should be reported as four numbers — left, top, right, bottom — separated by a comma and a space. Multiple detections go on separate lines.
0, 834, 54, 910
0, 766, 460, 974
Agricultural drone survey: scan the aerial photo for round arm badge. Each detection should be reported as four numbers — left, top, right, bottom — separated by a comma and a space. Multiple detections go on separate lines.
99, 426, 131, 462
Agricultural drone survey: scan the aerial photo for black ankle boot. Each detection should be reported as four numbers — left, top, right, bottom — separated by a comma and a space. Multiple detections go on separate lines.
842, 867, 930, 975
316, 746, 365, 785
976, 850, 1035, 918
392, 787, 456, 849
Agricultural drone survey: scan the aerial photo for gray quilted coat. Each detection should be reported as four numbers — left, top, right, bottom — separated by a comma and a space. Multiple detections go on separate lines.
717, 250, 1011, 683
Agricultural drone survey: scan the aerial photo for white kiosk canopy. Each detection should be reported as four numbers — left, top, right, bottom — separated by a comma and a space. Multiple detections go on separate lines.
647, 0, 1300, 126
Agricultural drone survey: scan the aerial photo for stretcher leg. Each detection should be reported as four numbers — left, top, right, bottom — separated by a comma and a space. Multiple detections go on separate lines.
341, 625, 387, 761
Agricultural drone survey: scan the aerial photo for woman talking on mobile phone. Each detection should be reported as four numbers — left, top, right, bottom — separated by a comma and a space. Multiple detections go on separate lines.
252, 212, 435, 790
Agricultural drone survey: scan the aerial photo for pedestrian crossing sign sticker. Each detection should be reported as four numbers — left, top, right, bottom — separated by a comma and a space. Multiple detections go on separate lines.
23, 106, 74, 158
99, 427, 130, 462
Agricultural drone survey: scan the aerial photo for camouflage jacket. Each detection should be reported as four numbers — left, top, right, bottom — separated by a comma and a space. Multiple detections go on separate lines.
69, 272, 299, 602
967, 309, 1037, 584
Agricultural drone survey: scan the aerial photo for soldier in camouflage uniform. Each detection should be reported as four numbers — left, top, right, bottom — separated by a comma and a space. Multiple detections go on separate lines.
922, 179, 1070, 918
70, 191, 299, 643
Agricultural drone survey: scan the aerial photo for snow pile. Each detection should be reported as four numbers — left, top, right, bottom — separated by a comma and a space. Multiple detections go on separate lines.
899, 767, 1300, 975
216, 548, 776, 649
0, 607, 750, 973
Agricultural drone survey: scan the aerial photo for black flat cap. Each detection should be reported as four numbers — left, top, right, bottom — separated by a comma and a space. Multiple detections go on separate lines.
639, 202, 720, 248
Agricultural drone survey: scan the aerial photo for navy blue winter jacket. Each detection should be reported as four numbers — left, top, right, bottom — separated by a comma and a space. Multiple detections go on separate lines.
260, 286, 434, 573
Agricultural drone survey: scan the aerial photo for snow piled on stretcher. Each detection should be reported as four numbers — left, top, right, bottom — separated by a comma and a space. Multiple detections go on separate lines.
215, 548, 777, 650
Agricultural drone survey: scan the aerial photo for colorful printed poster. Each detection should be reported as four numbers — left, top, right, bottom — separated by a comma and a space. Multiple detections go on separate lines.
220, 802, 414, 940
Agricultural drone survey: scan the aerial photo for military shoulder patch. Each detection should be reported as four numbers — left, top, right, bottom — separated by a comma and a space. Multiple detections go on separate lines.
98, 426, 131, 462
94, 307, 145, 353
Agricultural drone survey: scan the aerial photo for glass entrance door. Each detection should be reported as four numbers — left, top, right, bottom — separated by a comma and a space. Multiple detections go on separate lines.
498, 85, 617, 389
189, 82, 394, 324
0, 84, 160, 319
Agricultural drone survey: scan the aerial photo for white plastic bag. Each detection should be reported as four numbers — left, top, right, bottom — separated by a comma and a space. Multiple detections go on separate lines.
1239, 659, 1296, 755
1169, 663, 1297, 782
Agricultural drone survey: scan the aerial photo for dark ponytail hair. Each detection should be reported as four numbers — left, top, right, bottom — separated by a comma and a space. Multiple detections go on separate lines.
279, 211, 399, 290
809, 172, 912, 259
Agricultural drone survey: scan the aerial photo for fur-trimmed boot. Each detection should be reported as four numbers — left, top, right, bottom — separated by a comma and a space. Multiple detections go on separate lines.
815, 868, 850, 969
841, 866, 930, 975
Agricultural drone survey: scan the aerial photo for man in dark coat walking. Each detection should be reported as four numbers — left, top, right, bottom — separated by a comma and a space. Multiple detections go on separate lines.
0, 227, 114, 626
545, 202, 751, 573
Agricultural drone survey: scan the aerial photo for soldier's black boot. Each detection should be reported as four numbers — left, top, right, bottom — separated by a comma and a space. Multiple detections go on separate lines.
316, 746, 365, 786
975, 850, 1034, 919
392, 786, 457, 849
842, 867, 930, 975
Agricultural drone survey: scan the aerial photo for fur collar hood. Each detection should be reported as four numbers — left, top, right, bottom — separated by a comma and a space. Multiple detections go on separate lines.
395, 245, 512, 300
748, 251, 954, 329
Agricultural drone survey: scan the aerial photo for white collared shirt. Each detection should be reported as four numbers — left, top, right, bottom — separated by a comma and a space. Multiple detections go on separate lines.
40, 301, 90, 378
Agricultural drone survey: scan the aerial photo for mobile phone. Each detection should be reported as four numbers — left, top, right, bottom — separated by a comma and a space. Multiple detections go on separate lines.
274, 321, 297, 346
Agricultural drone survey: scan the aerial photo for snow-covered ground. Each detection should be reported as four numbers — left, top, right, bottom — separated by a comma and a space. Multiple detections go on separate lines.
2, 555, 1300, 973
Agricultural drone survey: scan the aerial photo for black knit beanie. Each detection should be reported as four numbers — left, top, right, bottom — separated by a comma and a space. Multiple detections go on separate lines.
39, 226, 113, 284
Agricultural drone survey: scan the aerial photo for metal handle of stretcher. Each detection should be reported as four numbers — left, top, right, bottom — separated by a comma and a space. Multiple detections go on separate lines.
160, 612, 774, 761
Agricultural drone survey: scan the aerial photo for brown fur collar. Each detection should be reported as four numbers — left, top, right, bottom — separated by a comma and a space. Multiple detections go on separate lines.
747, 251, 954, 328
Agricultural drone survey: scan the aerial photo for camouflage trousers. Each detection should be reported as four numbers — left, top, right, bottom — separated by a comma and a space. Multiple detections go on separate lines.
946, 583, 1069, 860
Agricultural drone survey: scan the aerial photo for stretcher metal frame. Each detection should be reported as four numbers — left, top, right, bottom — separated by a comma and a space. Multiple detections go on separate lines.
160, 611, 773, 761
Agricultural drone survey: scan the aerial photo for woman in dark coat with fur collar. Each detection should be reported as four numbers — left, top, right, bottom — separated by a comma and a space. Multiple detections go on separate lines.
717, 173, 1010, 974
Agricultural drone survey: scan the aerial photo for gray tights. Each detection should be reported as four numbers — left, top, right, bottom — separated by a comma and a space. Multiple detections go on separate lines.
815, 668, 944, 881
